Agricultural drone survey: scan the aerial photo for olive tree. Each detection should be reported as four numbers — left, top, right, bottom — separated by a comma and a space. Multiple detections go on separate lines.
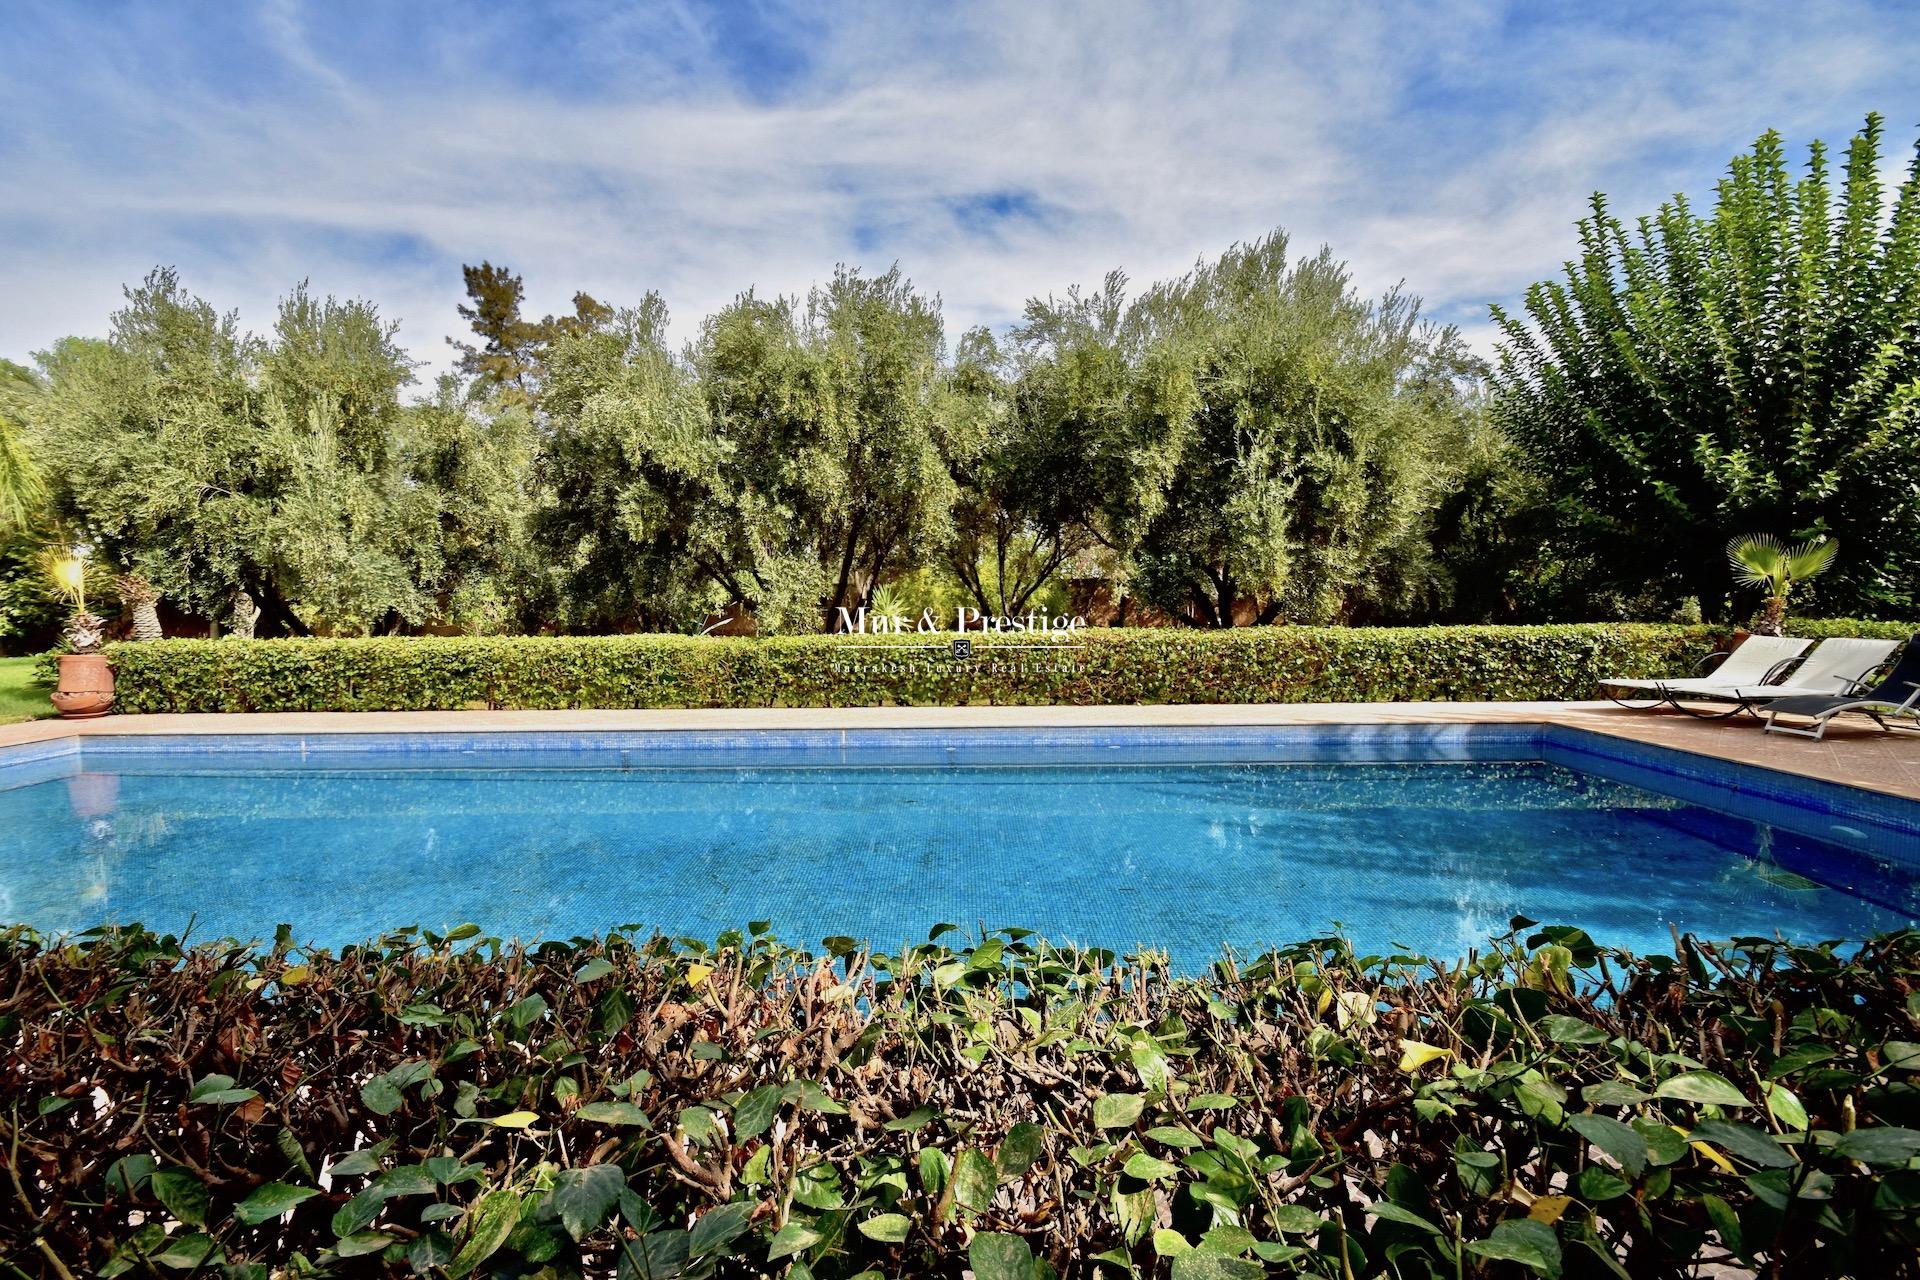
26, 270, 533, 634
534, 296, 802, 632
699, 267, 981, 630
1013, 233, 1467, 625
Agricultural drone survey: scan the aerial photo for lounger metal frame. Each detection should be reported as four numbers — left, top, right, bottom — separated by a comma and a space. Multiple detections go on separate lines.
1761, 678, 1920, 740
1603, 650, 1803, 718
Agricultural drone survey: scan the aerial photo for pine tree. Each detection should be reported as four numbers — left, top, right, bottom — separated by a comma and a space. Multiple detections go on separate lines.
450, 262, 542, 399
451, 264, 614, 405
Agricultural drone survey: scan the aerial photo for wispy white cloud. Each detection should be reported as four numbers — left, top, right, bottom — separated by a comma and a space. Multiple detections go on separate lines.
2, 0, 1916, 383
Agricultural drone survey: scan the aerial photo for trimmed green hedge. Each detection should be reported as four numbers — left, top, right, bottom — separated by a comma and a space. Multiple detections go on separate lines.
6, 921, 1919, 1276
102, 621, 1916, 714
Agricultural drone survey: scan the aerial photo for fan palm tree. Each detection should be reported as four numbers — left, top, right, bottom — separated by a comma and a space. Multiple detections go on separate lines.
46, 546, 107, 653
1726, 534, 1839, 635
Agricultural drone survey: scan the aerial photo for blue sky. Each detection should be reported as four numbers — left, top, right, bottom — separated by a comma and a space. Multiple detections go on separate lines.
3, 0, 1918, 379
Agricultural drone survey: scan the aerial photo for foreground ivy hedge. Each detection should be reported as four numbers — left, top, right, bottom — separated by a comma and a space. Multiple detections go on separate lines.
3, 921, 1917, 1278
102, 620, 1914, 712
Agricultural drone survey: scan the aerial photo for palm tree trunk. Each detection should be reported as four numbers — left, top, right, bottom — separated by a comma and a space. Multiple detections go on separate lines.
228, 588, 259, 641
116, 575, 164, 641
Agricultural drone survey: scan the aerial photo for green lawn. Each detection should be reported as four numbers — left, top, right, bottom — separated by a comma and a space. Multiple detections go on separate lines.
0, 655, 52, 723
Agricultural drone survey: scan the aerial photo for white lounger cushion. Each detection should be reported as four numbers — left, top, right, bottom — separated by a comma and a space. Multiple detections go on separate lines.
1714, 636, 1899, 700
1602, 635, 1811, 693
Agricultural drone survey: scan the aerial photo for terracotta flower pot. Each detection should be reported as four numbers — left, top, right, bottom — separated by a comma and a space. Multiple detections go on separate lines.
51, 653, 114, 719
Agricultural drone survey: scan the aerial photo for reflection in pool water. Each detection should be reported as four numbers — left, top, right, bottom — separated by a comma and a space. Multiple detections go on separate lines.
2, 744, 1914, 968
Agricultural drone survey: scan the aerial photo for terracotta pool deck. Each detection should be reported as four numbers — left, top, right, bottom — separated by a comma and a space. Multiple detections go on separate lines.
3, 701, 1917, 801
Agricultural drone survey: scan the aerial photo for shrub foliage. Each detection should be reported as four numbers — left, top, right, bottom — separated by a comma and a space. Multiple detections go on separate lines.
2, 921, 1918, 1277
1491, 115, 1920, 617
101, 621, 1914, 714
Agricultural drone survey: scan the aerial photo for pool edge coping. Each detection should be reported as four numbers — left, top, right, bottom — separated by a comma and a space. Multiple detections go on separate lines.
3, 701, 1917, 804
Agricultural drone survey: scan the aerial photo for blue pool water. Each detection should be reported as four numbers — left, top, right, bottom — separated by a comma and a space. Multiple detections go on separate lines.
1, 727, 1916, 966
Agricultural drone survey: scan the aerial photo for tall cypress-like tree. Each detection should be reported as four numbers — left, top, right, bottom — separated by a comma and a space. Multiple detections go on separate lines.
1492, 115, 1920, 617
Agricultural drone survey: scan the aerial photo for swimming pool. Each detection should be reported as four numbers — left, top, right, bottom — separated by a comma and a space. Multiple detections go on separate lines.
1, 725, 1915, 966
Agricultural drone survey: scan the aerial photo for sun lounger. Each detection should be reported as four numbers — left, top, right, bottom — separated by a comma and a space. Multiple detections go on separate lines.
1652, 636, 1898, 718
1762, 635, 1920, 740
1599, 635, 1810, 712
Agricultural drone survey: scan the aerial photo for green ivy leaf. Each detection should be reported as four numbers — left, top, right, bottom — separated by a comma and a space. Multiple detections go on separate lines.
785, 1080, 849, 1115
1270, 1204, 1325, 1233
1766, 1044, 1836, 1078
332, 1186, 386, 1239
884, 1105, 939, 1132
623, 1231, 692, 1278
1122, 1152, 1180, 1182
448, 1191, 520, 1277
1568, 1113, 1648, 1177
857, 1213, 913, 1243
575, 1101, 652, 1128
997, 1123, 1044, 1178
504, 993, 550, 1035
151, 1233, 221, 1269
1577, 1166, 1630, 1201
1093, 1093, 1147, 1129
234, 1182, 320, 1224
376, 1164, 438, 1198
1832, 1127, 1920, 1165
1882, 1041, 1920, 1071
687, 1202, 754, 1258
1145, 1125, 1204, 1148
732, 1083, 784, 1141
150, 1168, 209, 1227
1654, 1072, 1751, 1107
1581, 1081, 1651, 1107
1367, 1201, 1442, 1234
1761, 1082, 1808, 1132
328, 1141, 392, 1178
573, 957, 615, 982
1538, 1015, 1609, 1045
337, 1232, 395, 1258
1171, 1255, 1264, 1280
1689, 1120, 1794, 1169
1197, 1224, 1256, 1256
550, 1164, 627, 1241
360, 1076, 404, 1116
767, 1222, 823, 1261
968, 1232, 1035, 1280
188, 1073, 261, 1106
1465, 1219, 1562, 1277
104, 1154, 156, 1198
953, 1149, 998, 1212
1632, 1119, 1689, 1166
791, 1160, 843, 1211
